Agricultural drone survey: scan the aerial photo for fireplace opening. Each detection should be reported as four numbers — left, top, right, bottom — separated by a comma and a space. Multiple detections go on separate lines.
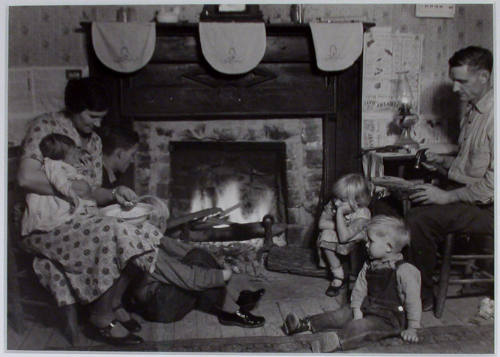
169, 141, 288, 226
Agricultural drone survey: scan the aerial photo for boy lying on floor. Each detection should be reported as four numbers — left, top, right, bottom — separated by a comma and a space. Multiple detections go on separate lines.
283, 215, 421, 352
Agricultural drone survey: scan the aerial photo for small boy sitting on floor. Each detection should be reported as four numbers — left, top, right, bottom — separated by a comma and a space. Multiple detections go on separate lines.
283, 215, 421, 352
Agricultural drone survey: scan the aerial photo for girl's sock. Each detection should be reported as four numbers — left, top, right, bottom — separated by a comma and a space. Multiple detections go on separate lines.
331, 266, 344, 287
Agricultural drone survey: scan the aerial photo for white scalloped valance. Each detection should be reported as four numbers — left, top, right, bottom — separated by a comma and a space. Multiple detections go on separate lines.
92, 22, 156, 73
309, 22, 363, 72
199, 22, 266, 75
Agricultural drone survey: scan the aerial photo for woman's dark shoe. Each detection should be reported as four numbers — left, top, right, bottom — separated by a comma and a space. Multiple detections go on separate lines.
325, 279, 346, 297
119, 318, 142, 333
283, 313, 311, 335
218, 310, 265, 328
113, 304, 142, 333
94, 320, 144, 346
236, 288, 266, 312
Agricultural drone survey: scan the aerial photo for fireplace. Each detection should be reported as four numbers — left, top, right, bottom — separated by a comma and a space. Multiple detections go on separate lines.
169, 141, 287, 224
85, 22, 366, 246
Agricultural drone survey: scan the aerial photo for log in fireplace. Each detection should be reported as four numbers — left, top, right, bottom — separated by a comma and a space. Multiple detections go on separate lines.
83, 22, 370, 246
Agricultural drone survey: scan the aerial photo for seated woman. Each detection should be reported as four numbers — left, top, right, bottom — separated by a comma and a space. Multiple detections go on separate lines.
18, 78, 162, 345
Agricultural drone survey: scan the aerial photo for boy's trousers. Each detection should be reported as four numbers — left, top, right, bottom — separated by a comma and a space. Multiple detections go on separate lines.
308, 304, 401, 351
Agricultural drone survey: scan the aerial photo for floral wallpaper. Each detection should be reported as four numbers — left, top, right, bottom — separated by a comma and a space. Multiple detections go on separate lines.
8, 4, 493, 145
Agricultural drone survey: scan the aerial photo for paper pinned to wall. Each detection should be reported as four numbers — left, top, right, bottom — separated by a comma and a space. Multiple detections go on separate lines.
361, 30, 423, 148
8, 66, 89, 146
362, 113, 397, 148
8, 69, 35, 114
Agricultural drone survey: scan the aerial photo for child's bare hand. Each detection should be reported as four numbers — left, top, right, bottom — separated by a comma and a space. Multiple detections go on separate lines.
353, 308, 363, 320
69, 195, 80, 214
401, 328, 419, 343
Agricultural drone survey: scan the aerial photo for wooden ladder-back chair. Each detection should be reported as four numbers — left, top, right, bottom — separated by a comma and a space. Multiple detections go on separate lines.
434, 232, 494, 318
7, 149, 80, 345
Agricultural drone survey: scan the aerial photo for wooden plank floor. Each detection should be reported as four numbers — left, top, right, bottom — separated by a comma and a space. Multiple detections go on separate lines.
7, 270, 494, 352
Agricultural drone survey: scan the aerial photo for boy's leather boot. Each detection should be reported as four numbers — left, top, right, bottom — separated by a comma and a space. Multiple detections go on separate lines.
283, 313, 311, 335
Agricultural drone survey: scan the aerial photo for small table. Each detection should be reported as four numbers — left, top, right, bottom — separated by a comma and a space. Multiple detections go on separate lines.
362, 143, 458, 180
362, 150, 416, 179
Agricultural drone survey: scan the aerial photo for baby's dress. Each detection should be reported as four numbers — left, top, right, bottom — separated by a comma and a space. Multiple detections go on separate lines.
317, 201, 371, 267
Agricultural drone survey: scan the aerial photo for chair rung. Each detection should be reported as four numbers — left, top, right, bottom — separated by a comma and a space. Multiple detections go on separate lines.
480, 271, 494, 279
450, 254, 493, 259
20, 298, 53, 307
449, 278, 494, 284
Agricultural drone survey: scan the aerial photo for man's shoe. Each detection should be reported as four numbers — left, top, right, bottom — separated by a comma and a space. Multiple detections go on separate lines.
218, 310, 265, 328
422, 291, 435, 311
422, 297, 434, 312
283, 313, 311, 335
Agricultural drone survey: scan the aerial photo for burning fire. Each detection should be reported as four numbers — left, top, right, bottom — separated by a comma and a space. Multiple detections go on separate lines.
190, 179, 273, 223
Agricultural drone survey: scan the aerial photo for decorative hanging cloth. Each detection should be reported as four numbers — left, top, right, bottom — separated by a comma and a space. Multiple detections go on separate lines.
91, 22, 156, 73
309, 22, 363, 72
199, 22, 266, 75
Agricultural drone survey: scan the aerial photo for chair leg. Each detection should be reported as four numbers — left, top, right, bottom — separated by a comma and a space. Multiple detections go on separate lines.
435, 234, 454, 318
60, 304, 80, 346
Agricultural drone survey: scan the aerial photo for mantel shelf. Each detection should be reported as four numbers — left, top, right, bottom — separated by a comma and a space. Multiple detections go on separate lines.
79, 21, 375, 36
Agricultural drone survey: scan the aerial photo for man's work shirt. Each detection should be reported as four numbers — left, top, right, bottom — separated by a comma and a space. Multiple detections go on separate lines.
448, 88, 494, 204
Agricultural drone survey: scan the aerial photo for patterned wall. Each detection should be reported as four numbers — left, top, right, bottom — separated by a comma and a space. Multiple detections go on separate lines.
8, 4, 493, 144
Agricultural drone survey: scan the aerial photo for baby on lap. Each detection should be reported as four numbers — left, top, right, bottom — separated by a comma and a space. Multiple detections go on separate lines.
22, 133, 98, 235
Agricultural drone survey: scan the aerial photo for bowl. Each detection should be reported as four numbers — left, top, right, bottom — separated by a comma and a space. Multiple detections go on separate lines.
100, 203, 154, 225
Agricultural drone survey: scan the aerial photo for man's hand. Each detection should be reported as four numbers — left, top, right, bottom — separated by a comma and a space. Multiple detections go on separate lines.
423, 151, 444, 165
114, 185, 138, 208
401, 328, 419, 343
353, 308, 363, 320
409, 184, 453, 205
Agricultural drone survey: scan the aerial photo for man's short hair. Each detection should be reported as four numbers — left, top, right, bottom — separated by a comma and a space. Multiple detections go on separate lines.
367, 215, 410, 253
449, 46, 493, 73
39, 133, 76, 161
98, 125, 140, 156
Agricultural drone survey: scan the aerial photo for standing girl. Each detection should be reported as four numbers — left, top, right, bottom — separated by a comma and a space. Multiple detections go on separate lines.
317, 173, 372, 297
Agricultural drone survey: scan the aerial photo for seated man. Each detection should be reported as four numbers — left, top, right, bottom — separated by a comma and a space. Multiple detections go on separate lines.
406, 46, 494, 310
97, 125, 139, 189
126, 237, 266, 328
98, 125, 267, 328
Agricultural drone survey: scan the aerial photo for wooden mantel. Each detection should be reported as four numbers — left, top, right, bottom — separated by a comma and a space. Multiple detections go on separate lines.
82, 21, 371, 199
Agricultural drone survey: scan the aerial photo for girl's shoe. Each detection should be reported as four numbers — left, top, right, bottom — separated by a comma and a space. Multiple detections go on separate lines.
283, 313, 311, 335
325, 278, 347, 297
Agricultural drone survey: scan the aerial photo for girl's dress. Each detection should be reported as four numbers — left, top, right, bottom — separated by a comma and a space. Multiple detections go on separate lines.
317, 200, 371, 268
20, 112, 162, 306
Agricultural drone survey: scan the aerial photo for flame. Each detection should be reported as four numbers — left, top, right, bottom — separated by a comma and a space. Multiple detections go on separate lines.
190, 179, 273, 223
